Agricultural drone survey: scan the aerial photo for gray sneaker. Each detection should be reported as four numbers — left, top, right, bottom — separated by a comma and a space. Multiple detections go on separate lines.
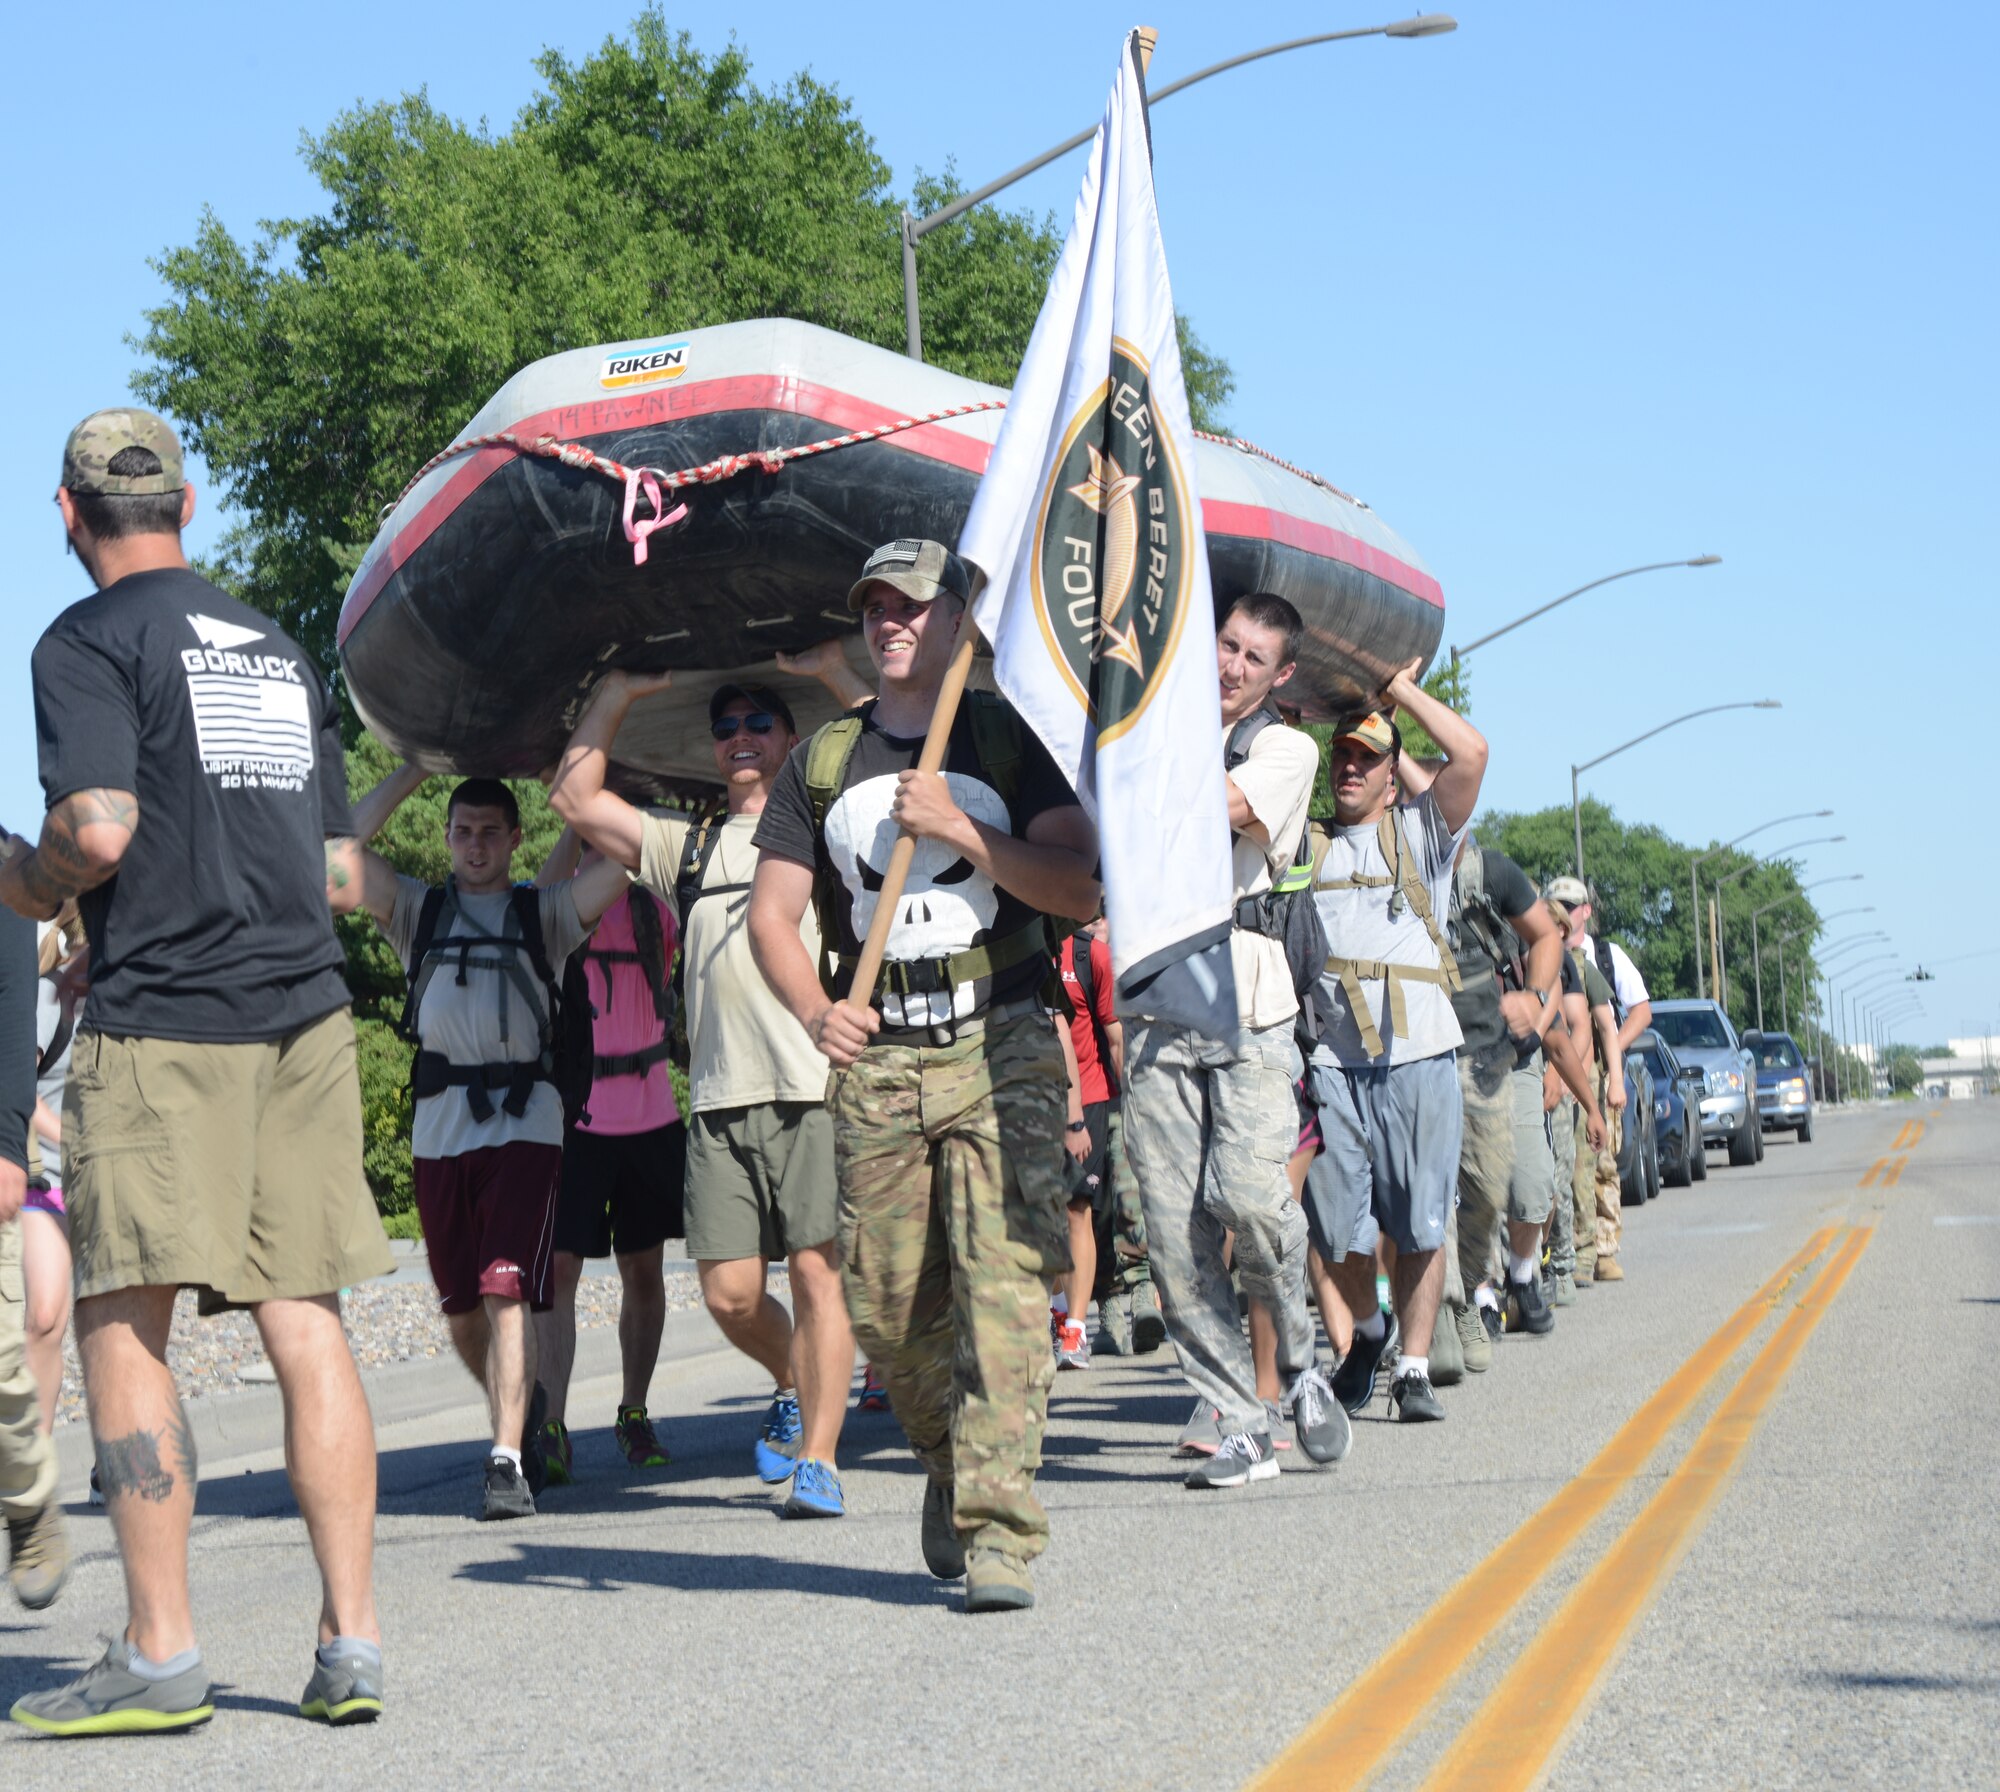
1095, 1289, 1134, 1356
922, 1478, 965, 1580
1131, 1281, 1168, 1354
300, 1644, 383, 1725
1184, 1429, 1280, 1490
1174, 1399, 1223, 1457
7, 1499, 69, 1610
1287, 1366, 1352, 1465
10, 1638, 213, 1736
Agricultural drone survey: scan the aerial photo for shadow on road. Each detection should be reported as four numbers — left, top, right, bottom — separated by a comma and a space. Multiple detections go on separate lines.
456, 1541, 947, 1606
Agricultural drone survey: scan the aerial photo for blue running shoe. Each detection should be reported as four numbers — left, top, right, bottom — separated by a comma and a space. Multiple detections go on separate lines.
780, 1457, 845, 1519
753, 1390, 803, 1483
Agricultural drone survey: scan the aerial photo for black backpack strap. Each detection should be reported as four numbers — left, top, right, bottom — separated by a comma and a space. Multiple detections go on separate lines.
509, 885, 559, 1031
397, 883, 453, 1042
1224, 699, 1281, 774
1070, 933, 1117, 1098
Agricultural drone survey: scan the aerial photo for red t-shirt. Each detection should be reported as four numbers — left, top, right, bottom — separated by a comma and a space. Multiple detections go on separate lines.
1058, 933, 1118, 1105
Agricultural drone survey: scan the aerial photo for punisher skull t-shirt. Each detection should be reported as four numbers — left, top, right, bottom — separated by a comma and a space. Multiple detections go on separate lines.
754, 698, 1079, 1028
31, 567, 355, 1042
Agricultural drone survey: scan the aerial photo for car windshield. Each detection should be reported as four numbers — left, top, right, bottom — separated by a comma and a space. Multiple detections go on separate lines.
1653, 1009, 1732, 1050
1637, 1047, 1670, 1083
1752, 1037, 1804, 1069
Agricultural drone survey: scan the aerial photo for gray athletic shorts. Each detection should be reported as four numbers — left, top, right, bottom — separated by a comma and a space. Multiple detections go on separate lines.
685, 1101, 839, 1263
1303, 1052, 1464, 1257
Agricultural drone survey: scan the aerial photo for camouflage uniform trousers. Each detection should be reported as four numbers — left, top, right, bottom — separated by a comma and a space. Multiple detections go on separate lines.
1572, 1093, 1599, 1282
1122, 1016, 1312, 1436
1545, 1090, 1579, 1279
1592, 1063, 1625, 1262
1094, 1106, 1152, 1298
0, 1218, 58, 1523
833, 1008, 1071, 1566
1454, 1054, 1516, 1297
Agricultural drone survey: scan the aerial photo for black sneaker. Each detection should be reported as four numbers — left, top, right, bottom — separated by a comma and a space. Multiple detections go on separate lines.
1331, 1309, 1399, 1415
1389, 1370, 1445, 1423
480, 1455, 536, 1521
1479, 1302, 1504, 1343
521, 1383, 549, 1497
1508, 1274, 1555, 1336
1184, 1429, 1280, 1490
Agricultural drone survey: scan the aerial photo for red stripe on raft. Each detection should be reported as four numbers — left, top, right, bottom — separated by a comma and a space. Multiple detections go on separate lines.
339, 372, 1438, 643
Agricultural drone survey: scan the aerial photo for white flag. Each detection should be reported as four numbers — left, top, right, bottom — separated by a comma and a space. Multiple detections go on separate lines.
959, 28, 1236, 1033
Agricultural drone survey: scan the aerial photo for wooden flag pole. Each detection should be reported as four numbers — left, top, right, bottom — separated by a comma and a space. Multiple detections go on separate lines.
840, 27, 1157, 1022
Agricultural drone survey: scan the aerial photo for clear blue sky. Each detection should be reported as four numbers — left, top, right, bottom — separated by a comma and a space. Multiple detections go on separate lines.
6, 2, 1995, 1039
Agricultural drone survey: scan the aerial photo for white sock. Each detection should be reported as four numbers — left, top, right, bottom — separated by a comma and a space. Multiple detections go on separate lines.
1509, 1252, 1538, 1283
125, 1641, 203, 1681
1475, 1284, 1500, 1312
1355, 1306, 1388, 1343
490, 1445, 523, 1470
1396, 1355, 1429, 1382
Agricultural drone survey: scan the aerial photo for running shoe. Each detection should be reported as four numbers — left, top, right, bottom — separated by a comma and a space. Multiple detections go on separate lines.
1184, 1429, 1280, 1490
922, 1479, 965, 1580
480, 1455, 536, 1521
540, 1418, 574, 1487
1131, 1281, 1167, 1354
10, 1638, 213, 1736
1507, 1274, 1556, 1336
1287, 1366, 1352, 1466
856, 1366, 891, 1412
1331, 1309, 1399, 1415
1095, 1289, 1134, 1356
780, 1458, 845, 1520
1055, 1319, 1091, 1371
521, 1382, 549, 1497
6, 1499, 69, 1610
1389, 1369, 1446, 1423
1454, 1301, 1493, 1374
615, 1406, 670, 1469
1174, 1399, 1223, 1458
1478, 1299, 1504, 1344
299, 1643, 383, 1726
753, 1390, 804, 1483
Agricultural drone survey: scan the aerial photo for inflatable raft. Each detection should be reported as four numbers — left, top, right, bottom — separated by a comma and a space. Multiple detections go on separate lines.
339, 318, 1443, 791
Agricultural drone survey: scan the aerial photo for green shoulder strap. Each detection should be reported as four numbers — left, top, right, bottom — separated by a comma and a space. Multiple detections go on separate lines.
803, 711, 868, 993
1382, 809, 1462, 993
964, 689, 1023, 813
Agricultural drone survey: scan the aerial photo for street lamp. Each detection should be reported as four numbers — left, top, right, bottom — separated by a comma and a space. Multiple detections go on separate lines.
1690, 810, 1833, 998
1827, 953, 1897, 1103
1707, 833, 1840, 1004
898, 15, 1458, 359
1572, 700, 1782, 879
1451, 557, 1722, 666
1778, 916, 1878, 1050
1751, 875, 1863, 1031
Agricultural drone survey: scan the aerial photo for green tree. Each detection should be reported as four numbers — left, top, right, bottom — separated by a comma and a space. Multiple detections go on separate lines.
133, 12, 1234, 685
1883, 1044, 1924, 1095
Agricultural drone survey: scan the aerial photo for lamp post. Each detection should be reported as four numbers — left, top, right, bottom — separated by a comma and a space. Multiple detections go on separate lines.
1804, 924, 1882, 1070
1828, 954, 1897, 1103
1572, 701, 1782, 879
1848, 969, 1904, 1094
898, 14, 1457, 359
1775, 913, 1878, 1037
1690, 810, 1833, 999
1751, 875, 1863, 1031
1711, 852, 1849, 1010
1451, 557, 1722, 666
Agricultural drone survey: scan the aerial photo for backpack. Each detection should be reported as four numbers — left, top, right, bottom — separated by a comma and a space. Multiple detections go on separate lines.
1067, 932, 1118, 1098
1449, 845, 1527, 996
800, 693, 1052, 1008
1593, 935, 1628, 1024
1317, 807, 1462, 1060
398, 880, 595, 1129
582, 889, 675, 1082
1224, 700, 1334, 1021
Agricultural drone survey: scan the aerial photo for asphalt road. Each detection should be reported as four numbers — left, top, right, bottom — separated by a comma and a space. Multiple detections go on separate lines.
5, 1098, 1995, 1790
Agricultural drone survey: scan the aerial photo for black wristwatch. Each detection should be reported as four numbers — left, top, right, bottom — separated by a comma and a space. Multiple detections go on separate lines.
1066, 1120, 1089, 1134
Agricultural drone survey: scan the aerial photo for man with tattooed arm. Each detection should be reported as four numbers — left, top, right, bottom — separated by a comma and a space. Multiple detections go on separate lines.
0, 410, 392, 1736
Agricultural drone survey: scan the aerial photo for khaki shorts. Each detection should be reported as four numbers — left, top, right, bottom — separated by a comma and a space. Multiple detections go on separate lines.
685, 1101, 838, 1263
63, 1009, 394, 1308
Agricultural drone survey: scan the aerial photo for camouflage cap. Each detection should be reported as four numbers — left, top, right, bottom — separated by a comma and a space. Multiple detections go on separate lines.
61, 408, 185, 495
846, 538, 972, 613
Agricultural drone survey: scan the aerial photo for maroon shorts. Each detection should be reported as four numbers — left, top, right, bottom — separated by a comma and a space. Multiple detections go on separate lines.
414, 1142, 563, 1315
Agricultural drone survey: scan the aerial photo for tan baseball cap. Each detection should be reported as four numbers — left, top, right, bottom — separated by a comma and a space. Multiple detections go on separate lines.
846, 537, 972, 613
1331, 710, 1397, 755
1544, 875, 1590, 908
61, 408, 185, 495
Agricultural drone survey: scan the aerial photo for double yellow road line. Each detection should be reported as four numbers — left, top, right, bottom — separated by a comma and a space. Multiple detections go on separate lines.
1251, 1225, 1872, 1792
1863, 1117, 1926, 1186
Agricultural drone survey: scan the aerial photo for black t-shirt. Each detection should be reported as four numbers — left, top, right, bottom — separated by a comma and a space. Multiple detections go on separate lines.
754, 699, 1078, 1028
32, 567, 355, 1043
1448, 846, 1542, 1082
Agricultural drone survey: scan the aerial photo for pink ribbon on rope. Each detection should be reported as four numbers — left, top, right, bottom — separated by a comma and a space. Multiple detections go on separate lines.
620, 468, 688, 566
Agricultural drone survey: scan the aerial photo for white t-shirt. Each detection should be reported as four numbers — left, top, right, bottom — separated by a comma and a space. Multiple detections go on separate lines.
1226, 723, 1320, 1031
639, 811, 830, 1114
1311, 789, 1469, 1066
1587, 935, 1650, 1015
386, 878, 591, 1160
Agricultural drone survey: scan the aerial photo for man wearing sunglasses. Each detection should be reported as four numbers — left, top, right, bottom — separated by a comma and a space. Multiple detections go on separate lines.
550, 648, 866, 1520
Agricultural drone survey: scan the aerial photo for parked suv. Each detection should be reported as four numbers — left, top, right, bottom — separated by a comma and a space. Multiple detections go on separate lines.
1633, 1028, 1708, 1187
1649, 999, 1763, 1167
1745, 1030, 1815, 1142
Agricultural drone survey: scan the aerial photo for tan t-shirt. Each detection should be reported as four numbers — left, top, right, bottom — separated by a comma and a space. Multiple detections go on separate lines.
1226, 723, 1320, 1031
638, 811, 829, 1114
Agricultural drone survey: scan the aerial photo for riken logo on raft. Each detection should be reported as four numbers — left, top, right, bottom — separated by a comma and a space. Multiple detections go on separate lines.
599, 342, 690, 389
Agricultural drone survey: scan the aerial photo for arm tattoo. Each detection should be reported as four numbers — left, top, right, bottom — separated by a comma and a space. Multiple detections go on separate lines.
325, 838, 355, 891
15, 788, 139, 911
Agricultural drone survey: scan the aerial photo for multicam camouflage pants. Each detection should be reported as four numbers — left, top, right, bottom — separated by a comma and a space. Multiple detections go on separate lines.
1454, 1055, 1515, 1296
1122, 1016, 1312, 1436
833, 1009, 1071, 1565
1593, 1063, 1625, 1261
1572, 1092, 1599, 1281
1546, 1090, 1578, 1278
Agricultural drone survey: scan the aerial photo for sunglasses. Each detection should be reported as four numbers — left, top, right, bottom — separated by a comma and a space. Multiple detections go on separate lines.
711, 712, 780, 741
